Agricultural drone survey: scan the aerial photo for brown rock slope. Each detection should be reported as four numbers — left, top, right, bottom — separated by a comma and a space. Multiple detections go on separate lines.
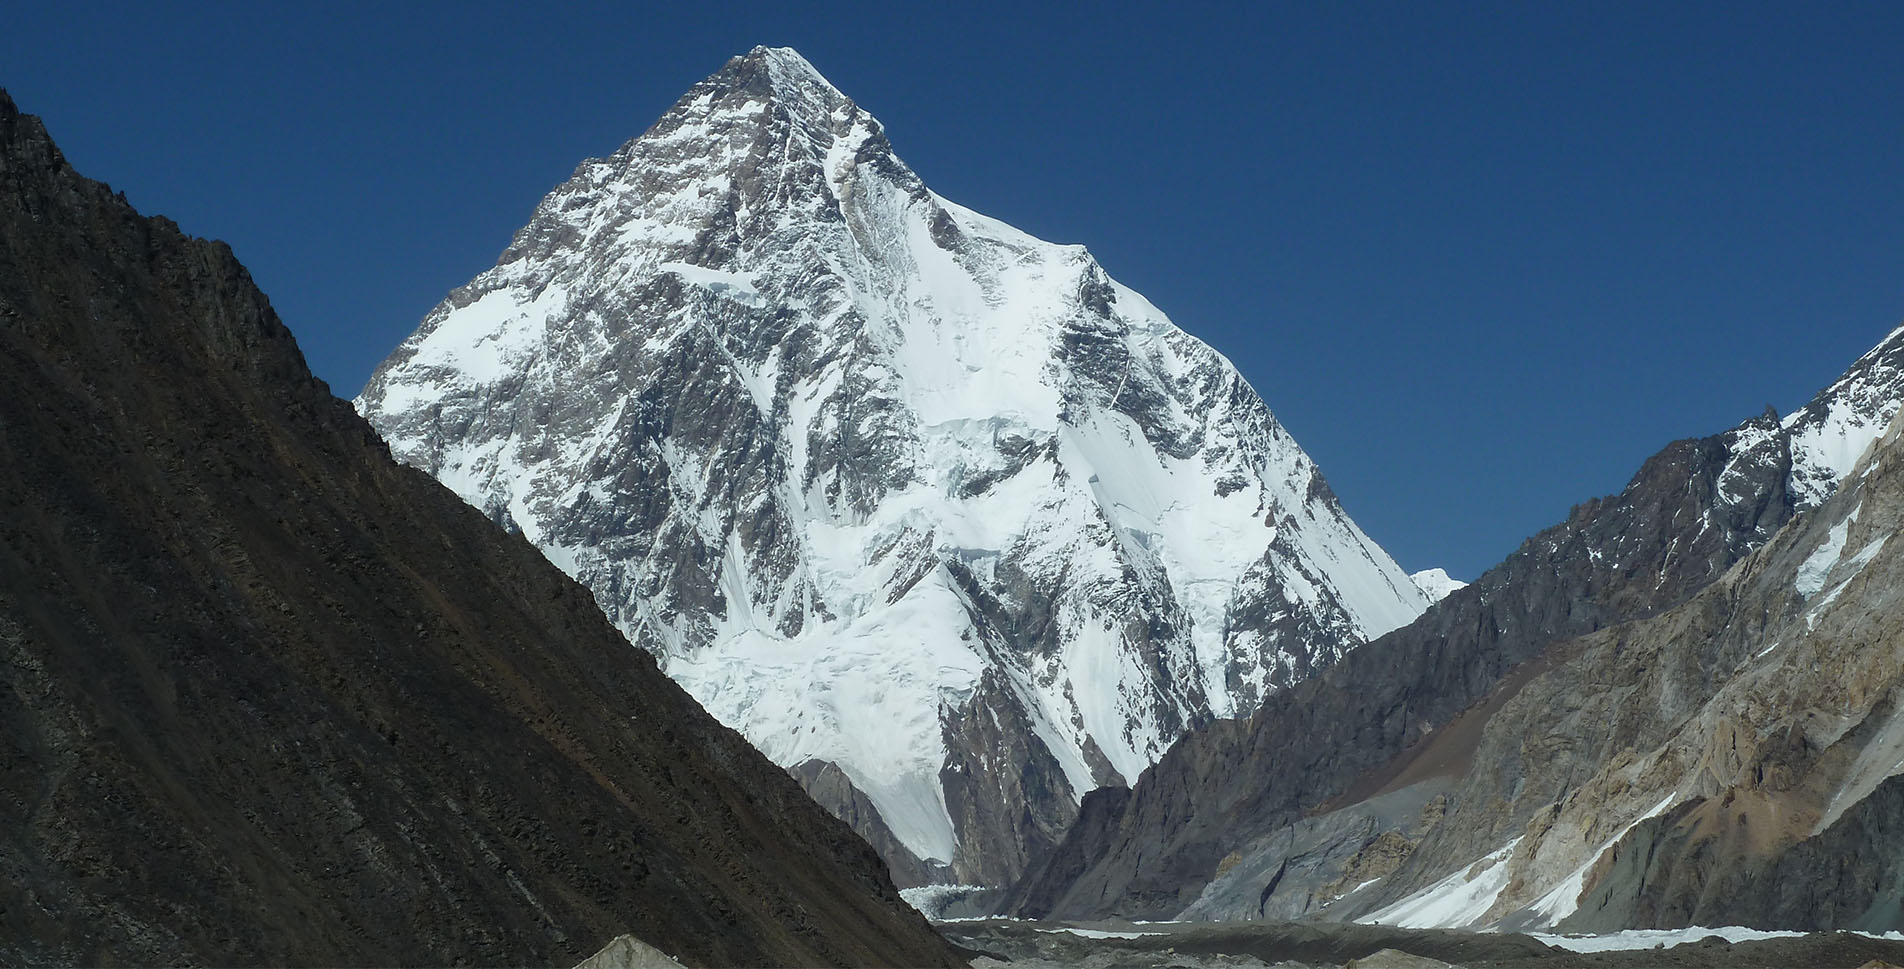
0, 90, 961, 968
1346, 405, 1904, 930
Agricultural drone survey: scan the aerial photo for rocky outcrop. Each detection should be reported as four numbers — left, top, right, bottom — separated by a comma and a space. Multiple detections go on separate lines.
1178, 785, 1450, 922
1004, 326, 1904, 921
790, 759, 948, 888
0, 89, 960, 968
573, 935, 689, 969
1553, 773, 1904, 935
357, 46, 1428, 886
937, 669, 1089, 886
1729, 772, 1904, 930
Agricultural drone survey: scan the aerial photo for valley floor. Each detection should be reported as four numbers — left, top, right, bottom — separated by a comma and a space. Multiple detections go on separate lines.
939, 918, 1904, 968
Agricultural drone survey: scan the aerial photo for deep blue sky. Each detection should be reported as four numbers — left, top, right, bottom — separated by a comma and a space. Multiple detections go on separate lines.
7, 1, 1901, 581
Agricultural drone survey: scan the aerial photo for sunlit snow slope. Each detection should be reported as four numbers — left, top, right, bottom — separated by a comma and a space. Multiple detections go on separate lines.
358, 47, 1428, 886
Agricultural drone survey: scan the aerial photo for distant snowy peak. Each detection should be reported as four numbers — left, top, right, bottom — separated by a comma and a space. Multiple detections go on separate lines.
357, 46, 1428, 887
1408, 568, 1466, 603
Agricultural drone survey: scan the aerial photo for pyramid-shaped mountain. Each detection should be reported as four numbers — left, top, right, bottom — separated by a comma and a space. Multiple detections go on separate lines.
359, 47, 1429, 885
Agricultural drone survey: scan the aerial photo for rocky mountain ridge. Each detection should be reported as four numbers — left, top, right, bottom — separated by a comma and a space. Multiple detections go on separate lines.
0, 88, 959, 968
358, 46, 1429, 887
1003, 323, 1904, 924
1344, 394, 1904, 932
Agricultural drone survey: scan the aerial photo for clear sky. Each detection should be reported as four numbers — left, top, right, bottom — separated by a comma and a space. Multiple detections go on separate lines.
6, 1, 1901, 581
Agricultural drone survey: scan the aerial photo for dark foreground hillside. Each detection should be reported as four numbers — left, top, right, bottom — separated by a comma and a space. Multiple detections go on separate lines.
0, 90, 961, 968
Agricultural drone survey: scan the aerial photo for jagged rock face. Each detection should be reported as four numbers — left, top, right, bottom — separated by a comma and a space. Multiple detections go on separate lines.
0, 91, 960, 968
1003, 324, 1904, 920
1786, 328, 1904, 503
358, 47, 1427, 885
1351, 404, 1904, 933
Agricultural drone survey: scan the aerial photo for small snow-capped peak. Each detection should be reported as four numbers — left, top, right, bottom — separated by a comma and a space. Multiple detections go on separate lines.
1409, 568, 1466, 603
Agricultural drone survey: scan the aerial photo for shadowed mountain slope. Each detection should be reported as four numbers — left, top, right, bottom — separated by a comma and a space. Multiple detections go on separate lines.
0, 89, 960, 968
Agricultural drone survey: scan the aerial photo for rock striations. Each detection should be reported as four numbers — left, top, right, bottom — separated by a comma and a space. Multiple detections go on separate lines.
0, 90, 961, 967
358, 47, 1428, 886
1003, 323, 1904, 926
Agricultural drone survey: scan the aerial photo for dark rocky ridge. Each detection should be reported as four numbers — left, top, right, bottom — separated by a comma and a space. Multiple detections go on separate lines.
0, 90, 961, 967
1002, 346, 1904, 919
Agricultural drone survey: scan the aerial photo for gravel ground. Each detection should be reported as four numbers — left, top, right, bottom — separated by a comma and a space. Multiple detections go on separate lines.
940, 918, 1904, 969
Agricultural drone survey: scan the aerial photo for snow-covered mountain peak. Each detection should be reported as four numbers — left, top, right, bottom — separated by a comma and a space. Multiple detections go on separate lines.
1409, 568, 1467, 603
685, 45, 865, 151
358, 48, 1429, 887
734, 45, 849, 105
